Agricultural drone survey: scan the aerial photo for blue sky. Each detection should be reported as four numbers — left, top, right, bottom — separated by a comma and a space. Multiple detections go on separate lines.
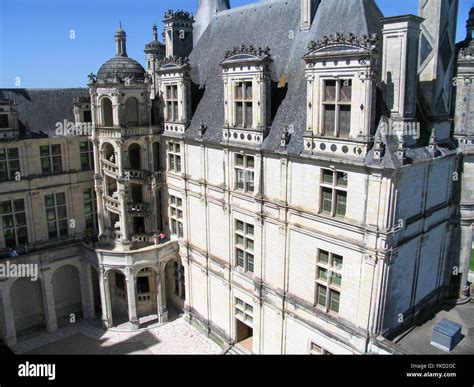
0, 0, 472, 88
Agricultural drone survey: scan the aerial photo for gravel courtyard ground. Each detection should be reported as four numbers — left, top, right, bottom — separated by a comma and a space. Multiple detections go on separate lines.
10, 317, 222, 355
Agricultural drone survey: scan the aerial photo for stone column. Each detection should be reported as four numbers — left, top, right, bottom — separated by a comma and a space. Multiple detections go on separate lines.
0, 286, 17, 346
125, 269, 139, 328
459, 221, 472, 301
99, 268, 113, 328
40, 270, 58, 332
80, 264, 95, 319
156, 266, 168, 323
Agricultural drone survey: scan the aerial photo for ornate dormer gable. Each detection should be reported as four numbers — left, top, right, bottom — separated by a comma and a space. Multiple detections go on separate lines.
303, 33, 379, 161
156, 56, 191, 137
0, 99, 19, 141
220, 45, 273, 147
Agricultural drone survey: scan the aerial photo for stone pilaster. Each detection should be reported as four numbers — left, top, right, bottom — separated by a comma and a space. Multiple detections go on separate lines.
0, 286, 17, 346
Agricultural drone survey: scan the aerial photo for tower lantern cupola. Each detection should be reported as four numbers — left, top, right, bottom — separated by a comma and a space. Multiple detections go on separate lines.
115, 23, 127, 57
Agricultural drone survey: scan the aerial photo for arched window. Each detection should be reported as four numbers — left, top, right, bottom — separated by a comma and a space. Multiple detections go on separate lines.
125, 97, 139, 127
102, 142, 115, 163
102, 97, 113, 127
128, 143, 141, 170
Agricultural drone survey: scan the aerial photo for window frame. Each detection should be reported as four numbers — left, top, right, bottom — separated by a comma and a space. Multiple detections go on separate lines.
80, 141, 94, 171
83, 188, 98, 231
315, 249, 343, 314
165, 84, 179, 122
0, 147, 20, 182
167, 142, 182, 174
234, 154, 255, 193
234, 81, 253, 129
320, 169, 348, 217
321, 78, 352, 137
169, 195, 184, 238
45, 193, 68, 239
40, 144, 62, 175
0, 199, 28, 248
235, 219, 255, 274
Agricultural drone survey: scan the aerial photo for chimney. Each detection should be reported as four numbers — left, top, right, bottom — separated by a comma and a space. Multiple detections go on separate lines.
194, 0, 231, 45
418, 0, 459, 142
301, 0, 320, 31
163, 10, 194, 58
381, 15, 423, 144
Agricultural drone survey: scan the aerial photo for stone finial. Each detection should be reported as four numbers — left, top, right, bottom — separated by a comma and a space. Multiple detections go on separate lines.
224, 45, 271, 60
429, 128, 441, 157
307, 32, 379, 52
198, 120, 207, 138
373, 135, 386, 163
397, 135, 406, 163
280, 126, 291, 147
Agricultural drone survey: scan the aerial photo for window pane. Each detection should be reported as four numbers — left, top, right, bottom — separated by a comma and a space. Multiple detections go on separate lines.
323, 105, 336, 134
0, 201, 11, 214
246, 171, 255, 193
237, 249, 244, 268
13, 199, 24, 212
246, 239, 254, 251
340, 80, 352, 102
331, 273, 342, 287
0, 149, 5, 160
236, 102, 243, 127
247, 254, 254, 273
236, 155, 244, 167
318, 267, 328, 281
339, 105, 351, 137
245, 103, 253, 128
84, 189, 92, 201
41, 158, 51, 173
235, 84, 243, 100
322, 188, 332, 213
176, 156, 181, 172
245, 82, 253, 100
336, 191, 347, 216
236, 234, 244, 246
58, 219, 68, 236
322, 170, 333, 184
15, 213, 26, 227
246, 156, 254, 169
317, 285, 327, 307
324, 80, 337, 101
333, 254, 343, 269
330, 291, 340, 313
56, 193, 66, 205
319, 250, 329, 264
48, 222, 57, 238
236, 220, 244, 232
45, 195, 54, 207
236, 169, 244, 190
337, 172, 348, 187
246, 224, 254, 236
2, 215, 14, 229
51, 144, 61, 155
57, 206, 67, 219
46, 208, 56, 221
8, 148, 19, 159
40, 145, 50, 156
0, 162, 7, 181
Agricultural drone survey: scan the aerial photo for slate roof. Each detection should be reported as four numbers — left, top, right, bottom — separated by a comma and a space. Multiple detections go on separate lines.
97, 56, 146, 82
186, 0, 384, 157
0, 88, 89, 138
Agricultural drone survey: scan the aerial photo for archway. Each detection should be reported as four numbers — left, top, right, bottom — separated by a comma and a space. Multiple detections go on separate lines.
102, 97, 113, 127
107, 270, 128, 326
125, 97, 139, 127
52, 265, 82, 326
101, 142, 115, 163
90, 266, 101, 316
165, 258, 185, 318
136, 267, 157, 319
10, 278, 45, 336
128, 143, 141, 170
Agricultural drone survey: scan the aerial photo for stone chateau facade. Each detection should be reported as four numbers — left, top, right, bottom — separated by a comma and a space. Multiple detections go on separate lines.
0, 0, 473, 354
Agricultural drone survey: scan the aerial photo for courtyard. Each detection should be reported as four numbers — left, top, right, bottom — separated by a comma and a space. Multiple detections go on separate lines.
10, 317, 222, 355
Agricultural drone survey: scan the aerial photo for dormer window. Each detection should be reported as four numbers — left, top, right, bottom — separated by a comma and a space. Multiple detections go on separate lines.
221, 45, 272, 146
303, 33, 378, 159
322, 79, 352, 137
235, 81, 253, 128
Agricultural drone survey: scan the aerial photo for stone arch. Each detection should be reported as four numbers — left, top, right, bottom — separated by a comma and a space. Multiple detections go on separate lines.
136, 267, 157, 319
128, 143, 141, 170
164, 256, 185, 316
125, 96, 139, 127
107, 269, 128, 326
101, 142, 116, 162
10, 277, 45, 335
52, 265, 82, 324
101, 96, 114, 127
